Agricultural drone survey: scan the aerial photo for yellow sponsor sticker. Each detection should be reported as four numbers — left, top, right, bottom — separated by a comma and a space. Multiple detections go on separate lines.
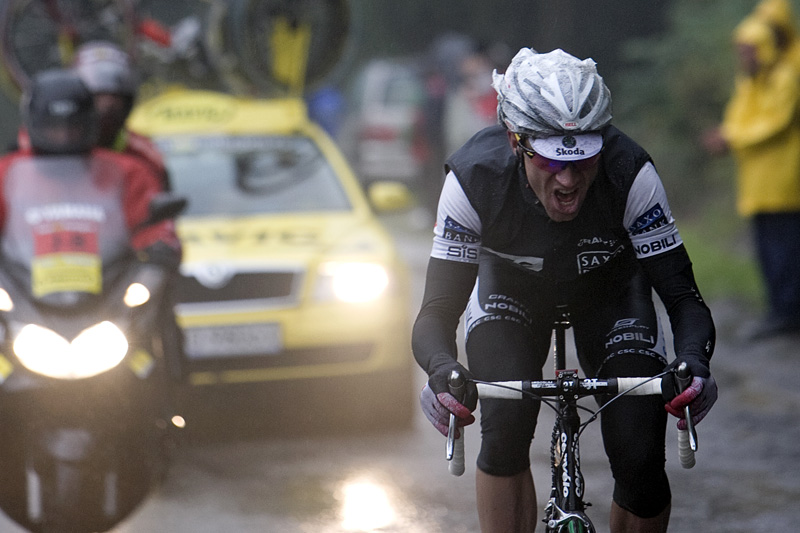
31, 253, 101, 297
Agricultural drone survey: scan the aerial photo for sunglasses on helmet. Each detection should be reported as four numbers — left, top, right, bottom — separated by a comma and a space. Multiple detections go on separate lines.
515, 134, 602, 172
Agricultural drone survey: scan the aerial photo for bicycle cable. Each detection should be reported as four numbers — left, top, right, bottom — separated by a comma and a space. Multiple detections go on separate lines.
576, 370, 671, 439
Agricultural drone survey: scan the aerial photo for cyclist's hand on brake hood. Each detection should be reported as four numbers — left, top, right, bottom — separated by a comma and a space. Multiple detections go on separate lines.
663, 355, 718, 430
420, 359, 478, 437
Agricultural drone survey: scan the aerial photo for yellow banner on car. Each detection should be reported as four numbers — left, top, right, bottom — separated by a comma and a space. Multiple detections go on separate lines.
128, 91, 309, 136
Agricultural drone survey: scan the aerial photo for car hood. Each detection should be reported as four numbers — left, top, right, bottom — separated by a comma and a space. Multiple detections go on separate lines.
177, 212, 400, 267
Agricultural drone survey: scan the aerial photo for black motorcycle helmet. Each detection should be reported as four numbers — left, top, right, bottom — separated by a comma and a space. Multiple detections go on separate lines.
21, 68, 98, 155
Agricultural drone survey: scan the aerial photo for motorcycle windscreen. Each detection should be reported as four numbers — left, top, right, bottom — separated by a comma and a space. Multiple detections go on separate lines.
0, 155, 131, 303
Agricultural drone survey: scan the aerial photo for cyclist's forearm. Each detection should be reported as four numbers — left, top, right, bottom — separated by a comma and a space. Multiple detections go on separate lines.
412, 258, 477, 374
668, 299, 715, 365
641, 246, 716, 364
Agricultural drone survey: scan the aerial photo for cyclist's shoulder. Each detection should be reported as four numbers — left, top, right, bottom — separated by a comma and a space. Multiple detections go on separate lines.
446, 125, 515, 178
598, 125, 654, 191
445, 125, 519, 206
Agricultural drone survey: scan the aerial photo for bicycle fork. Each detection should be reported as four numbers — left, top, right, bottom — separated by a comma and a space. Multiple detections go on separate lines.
545, 370, 594, 532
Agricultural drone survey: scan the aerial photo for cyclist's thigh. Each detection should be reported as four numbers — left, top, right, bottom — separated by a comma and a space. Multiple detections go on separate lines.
464, 267, 552, 476
572, 269, 670, 514
571, 268, 667, 379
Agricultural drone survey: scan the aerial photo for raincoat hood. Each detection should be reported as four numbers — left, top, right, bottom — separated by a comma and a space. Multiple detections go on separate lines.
755, 0, 797, 43
735, 16, 779, 69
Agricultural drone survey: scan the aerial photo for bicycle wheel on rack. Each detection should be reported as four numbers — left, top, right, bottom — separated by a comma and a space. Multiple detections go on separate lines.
204, 0, 352, 97
0, 0, 138, 93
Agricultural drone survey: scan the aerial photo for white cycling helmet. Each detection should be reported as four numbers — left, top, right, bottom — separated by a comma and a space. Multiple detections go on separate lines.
72, 40, 138, 96
493, 48, 612, 137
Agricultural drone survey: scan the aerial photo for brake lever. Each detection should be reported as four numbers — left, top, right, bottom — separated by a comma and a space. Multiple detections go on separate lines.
446, 370, 466, 476
675, 362, 698, 452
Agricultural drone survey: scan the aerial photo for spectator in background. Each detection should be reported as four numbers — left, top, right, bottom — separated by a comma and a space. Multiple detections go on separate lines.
443, 45, 498, 156
419, 34, 477, 218
703, 15, 800, 339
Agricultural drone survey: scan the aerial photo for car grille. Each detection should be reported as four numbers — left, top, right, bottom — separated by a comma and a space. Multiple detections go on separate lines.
177, 271, 299, 305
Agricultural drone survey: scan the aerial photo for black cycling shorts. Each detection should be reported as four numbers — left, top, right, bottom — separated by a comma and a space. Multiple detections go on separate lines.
464, 256, 672, 517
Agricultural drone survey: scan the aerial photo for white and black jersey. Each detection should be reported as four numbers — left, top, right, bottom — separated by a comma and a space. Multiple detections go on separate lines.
412, 125, 714, 380
432, 125, 682, 278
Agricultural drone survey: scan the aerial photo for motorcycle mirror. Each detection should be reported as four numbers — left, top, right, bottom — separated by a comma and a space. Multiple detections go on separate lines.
137, 193, 188, 230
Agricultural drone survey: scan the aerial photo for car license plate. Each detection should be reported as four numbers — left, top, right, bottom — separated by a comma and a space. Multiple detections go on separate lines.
183, 323, 282, 359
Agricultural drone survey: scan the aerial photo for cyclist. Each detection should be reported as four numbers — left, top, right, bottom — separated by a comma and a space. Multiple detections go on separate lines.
412, 48, 717, 533
0, 68, 181, 297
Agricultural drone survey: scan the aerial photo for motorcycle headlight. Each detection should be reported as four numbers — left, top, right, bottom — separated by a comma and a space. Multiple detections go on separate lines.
124, 282, 151, 307
316, 262, 390, 303
0, 288, 13, 311
13, 321, 129, 379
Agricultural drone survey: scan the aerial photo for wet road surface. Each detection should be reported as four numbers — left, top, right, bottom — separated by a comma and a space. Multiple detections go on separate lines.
0, 210, 798, 532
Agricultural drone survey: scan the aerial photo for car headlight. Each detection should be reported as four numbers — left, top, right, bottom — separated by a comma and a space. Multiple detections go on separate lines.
13, 321, 129, 380
316, 261, 390, 303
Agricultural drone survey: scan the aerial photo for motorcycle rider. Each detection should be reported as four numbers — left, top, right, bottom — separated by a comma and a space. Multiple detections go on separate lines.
0, 68, 181, 299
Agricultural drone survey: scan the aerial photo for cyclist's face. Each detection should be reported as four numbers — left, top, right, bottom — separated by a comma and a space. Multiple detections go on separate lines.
93, 93, 129, 147
510, 131, 599, 222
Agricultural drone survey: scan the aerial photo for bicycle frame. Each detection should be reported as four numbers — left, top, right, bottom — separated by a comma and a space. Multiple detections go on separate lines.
546, 311, 594, 532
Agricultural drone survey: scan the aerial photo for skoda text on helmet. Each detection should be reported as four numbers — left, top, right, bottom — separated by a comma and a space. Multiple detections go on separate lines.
22, 68, 98, 155
493, 48, 612, 160
72, 40, 139, 96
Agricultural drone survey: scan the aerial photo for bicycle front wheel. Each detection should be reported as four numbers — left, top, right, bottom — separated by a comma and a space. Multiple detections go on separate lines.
0, 0, 138, 93
546, 517, 595, 533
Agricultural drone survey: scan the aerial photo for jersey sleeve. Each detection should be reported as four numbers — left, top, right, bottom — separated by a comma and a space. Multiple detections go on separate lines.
431, 171, 482, 264
623, 162, 683, 259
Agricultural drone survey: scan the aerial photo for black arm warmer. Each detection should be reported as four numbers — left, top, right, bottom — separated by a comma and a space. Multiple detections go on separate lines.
640, 245, 715, 365
411, 257, 479, 375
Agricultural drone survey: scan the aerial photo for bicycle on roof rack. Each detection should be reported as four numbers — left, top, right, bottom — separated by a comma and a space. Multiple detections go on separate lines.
0, 0, 354, 97
445, 308, 697, 533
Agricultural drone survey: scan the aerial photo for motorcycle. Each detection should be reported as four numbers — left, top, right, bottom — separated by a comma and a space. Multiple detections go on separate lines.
0, 191, 187, 533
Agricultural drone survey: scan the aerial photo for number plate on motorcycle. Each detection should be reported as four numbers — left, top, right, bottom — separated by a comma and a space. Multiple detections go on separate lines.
183, 323, 282, 359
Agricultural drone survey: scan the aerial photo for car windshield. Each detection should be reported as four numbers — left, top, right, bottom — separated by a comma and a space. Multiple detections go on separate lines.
156, 135, 352, 216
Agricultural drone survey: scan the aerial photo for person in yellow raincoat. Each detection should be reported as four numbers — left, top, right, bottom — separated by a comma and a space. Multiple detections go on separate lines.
703, 15, 800, 339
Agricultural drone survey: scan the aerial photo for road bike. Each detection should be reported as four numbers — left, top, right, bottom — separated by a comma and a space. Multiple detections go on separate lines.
445, 309, 697, 533
0, 0, 354, 97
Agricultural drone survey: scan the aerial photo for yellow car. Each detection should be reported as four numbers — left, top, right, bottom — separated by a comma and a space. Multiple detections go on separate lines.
128, 89, 415, 429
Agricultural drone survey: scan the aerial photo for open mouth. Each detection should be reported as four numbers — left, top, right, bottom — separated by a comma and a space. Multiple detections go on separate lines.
555, 188, 579, 206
